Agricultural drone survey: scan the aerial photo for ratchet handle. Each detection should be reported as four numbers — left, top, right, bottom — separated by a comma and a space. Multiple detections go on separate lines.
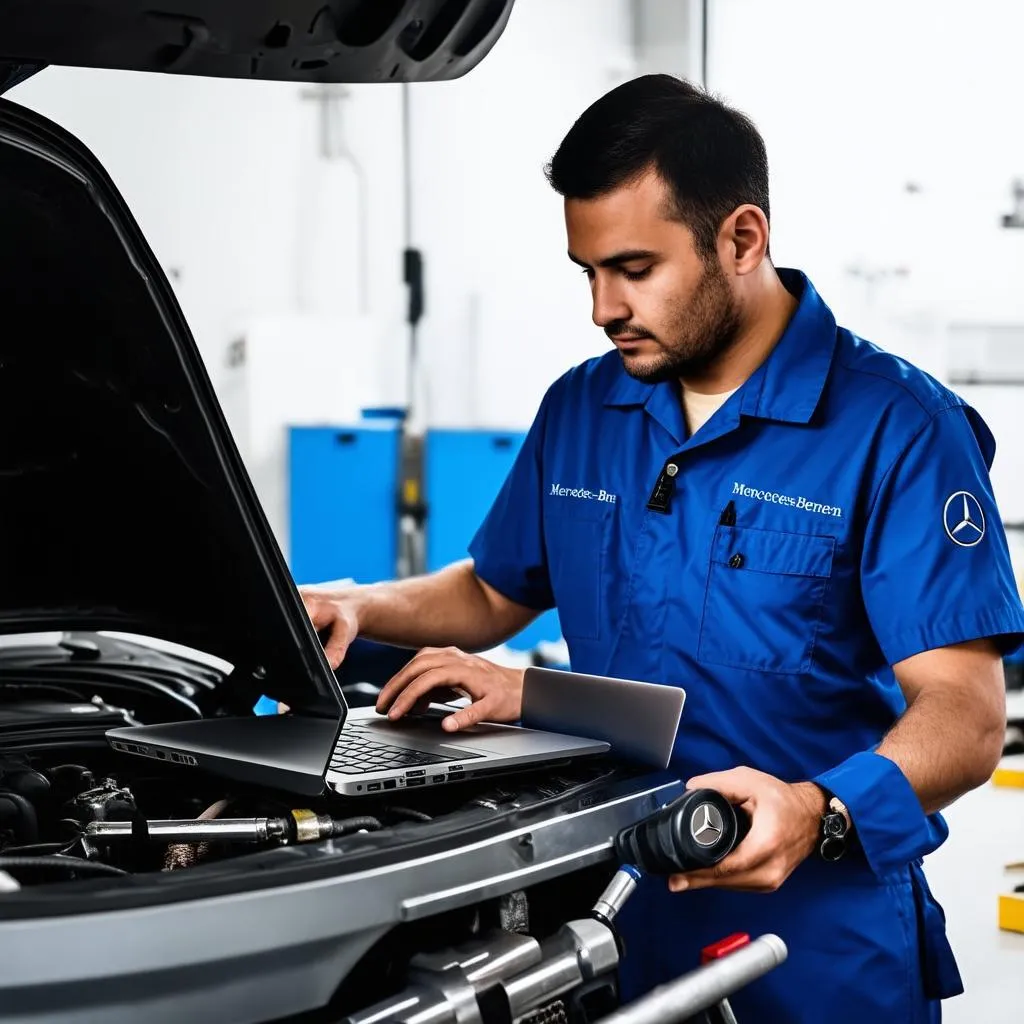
614, 789, 750, 875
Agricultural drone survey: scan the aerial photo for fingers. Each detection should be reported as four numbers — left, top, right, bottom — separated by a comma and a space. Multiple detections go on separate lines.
301, 593, 334, 631
385, 666, 477, 721
300, 594, 356, 669
670, 864, 783, 894
440, 696, 499, 732
377, 648, 461, 712
321, 615, 354, 669
669, 844, 764, 893
375, 649, 518, 731
667, 796, 787, 894
409, 689, 462, 715
685, 767, 758, 806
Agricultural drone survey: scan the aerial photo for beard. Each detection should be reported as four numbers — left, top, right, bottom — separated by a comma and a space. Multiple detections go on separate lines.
608, 259, 742, 384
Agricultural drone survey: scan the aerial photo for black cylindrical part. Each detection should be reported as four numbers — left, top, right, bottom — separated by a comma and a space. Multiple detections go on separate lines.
614, 789, 749, 875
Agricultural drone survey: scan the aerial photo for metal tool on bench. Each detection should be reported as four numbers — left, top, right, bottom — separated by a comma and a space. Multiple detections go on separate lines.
341, 788, 785, 1024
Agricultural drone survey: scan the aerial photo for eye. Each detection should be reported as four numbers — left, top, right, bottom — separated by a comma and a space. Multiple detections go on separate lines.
622, 267, 652, 282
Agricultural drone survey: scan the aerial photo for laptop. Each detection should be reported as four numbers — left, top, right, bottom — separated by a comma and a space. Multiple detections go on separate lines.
323, 666, 684, 796
84, 246, 680, 794
107, 665, 685, 797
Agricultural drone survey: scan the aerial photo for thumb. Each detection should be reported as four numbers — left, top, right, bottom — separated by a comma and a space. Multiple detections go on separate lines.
441, 697, 494, 732
685, 768, 755, 805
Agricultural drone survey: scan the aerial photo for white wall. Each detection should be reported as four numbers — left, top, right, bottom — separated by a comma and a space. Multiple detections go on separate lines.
7, 0, 637, 547
8, 0, 636, 434
705, 0, 1024, 519
405, 0, 636, 430
13, 1, 1024, 527
10, 67, 408, 404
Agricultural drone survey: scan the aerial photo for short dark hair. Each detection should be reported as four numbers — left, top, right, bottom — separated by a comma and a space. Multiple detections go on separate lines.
545, 74, 770, 259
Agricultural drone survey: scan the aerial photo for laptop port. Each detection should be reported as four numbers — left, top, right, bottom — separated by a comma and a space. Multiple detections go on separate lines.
383, 780, 397, 790
366, 782, 382, 792
407, 777, 426, 787
431, 774, 446, 783
407, 769, 426, 778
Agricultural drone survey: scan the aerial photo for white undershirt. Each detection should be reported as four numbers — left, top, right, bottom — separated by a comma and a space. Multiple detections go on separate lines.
683, 386, 738, 437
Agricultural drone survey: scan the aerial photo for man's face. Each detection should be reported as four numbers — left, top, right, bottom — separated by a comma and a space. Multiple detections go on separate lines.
565, 169, 741, 384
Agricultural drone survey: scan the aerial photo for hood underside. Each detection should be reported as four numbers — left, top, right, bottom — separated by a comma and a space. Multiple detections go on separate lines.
0, 100, 343, 716
0, 0, 515, 90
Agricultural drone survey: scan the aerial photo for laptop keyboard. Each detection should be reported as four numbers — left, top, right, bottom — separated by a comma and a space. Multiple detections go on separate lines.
329, 722, 483, 775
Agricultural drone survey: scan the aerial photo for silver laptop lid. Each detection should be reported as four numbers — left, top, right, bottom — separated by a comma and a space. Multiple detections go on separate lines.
520, 668, 685, 769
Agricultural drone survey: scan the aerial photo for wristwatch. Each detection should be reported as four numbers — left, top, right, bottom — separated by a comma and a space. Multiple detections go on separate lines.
819, 796, 851, 862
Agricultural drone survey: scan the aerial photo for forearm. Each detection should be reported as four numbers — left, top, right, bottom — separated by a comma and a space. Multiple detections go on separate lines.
812, 641, 1006, 875
352, 560, 536, 652
875, 685, 1005, 815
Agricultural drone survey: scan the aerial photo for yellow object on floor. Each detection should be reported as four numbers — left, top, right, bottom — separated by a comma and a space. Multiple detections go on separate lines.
992, 755, 1024, 788
998, 892, 1024, 934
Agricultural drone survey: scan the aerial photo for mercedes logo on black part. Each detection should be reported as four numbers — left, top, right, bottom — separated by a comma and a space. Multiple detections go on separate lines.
690, 803, 725, 847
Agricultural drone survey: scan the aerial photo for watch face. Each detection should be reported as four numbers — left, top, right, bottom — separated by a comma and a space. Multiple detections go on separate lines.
824, 814, 845, 838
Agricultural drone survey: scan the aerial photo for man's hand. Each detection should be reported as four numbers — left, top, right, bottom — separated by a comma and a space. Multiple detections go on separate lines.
299, 586, 362, 668
668, 767, 826, 894
376, 647, 525, 732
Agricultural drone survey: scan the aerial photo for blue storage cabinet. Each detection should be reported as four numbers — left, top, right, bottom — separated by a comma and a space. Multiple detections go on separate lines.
425, 429, 563, 651
288, 425, 400, 585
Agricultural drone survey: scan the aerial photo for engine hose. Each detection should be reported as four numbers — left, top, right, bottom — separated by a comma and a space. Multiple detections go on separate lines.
0, 855, 128, 877
387, 806, 433, 823
331, 816, 383, 836
0, 792, 39, 846
164, 797, 231, 871
0, 842, 70, 857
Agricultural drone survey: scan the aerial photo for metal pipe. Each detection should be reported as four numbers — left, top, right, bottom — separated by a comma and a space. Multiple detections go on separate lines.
85, 818, 290, 844
599, 935, 788, 1024
494, 919, 618, 1021
500, 945, 583, 1019
592, 865, 641, 923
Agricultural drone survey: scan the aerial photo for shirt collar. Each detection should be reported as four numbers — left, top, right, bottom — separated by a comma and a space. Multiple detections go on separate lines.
738, 268, 838, 424
603, 268, 838, 430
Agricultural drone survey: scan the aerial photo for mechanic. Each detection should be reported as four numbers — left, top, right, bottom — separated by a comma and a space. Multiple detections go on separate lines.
301, 75, 1024, 1022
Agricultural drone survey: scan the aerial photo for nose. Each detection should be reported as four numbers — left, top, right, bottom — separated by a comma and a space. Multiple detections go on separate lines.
591, 275, 631, 329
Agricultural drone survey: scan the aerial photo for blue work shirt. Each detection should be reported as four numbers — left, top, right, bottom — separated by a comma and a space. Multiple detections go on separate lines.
469, 269, 1024, 1022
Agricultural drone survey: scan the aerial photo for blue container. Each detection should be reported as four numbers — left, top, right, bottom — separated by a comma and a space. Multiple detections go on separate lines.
288, 425, 401, 586
425, 428, 562, 650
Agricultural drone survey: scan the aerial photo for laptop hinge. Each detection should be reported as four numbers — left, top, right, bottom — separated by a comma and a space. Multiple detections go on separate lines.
214, 664, 339, 720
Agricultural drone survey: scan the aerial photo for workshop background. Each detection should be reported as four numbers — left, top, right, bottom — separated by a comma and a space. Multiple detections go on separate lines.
11, 0, 1024, 1017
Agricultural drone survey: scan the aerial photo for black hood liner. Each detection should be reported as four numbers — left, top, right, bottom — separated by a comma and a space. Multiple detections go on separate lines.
0, 99, 343, 717
0, 63, 44, 94
0, 0, 515, 87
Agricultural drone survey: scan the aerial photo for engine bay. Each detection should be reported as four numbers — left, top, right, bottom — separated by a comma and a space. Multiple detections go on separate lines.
0, 636, 782, 1024
0, 635, 626, 891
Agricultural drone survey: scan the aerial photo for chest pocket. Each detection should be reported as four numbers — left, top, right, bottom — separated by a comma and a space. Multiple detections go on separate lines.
545, 503, 612, 641
697, 525, 836, 675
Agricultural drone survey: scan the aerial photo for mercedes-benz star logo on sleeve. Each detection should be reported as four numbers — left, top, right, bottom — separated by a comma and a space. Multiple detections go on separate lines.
690, 804, 725, 847
943, 491, 986, 548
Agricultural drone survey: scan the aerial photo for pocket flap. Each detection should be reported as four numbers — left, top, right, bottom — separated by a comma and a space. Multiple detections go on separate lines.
712, 526, 835, 578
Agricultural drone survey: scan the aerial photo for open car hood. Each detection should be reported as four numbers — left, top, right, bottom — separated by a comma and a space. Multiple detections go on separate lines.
0, 0, 515, 90
0, 98, 347, 716
0, 1, 517, 715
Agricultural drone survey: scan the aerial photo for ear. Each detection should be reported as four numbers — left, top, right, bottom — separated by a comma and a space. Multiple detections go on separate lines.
718, 204, 769, 276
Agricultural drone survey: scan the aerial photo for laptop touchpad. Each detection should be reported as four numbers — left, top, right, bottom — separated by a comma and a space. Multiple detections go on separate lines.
361, 716, 538, 755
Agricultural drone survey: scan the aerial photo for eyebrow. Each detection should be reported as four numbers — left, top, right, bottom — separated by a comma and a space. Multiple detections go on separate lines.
567, 249, 658, 269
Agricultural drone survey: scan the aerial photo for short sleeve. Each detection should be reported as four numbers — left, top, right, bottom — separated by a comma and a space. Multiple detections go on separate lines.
861, 404, 1024, 666
467, 387, 557, 611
